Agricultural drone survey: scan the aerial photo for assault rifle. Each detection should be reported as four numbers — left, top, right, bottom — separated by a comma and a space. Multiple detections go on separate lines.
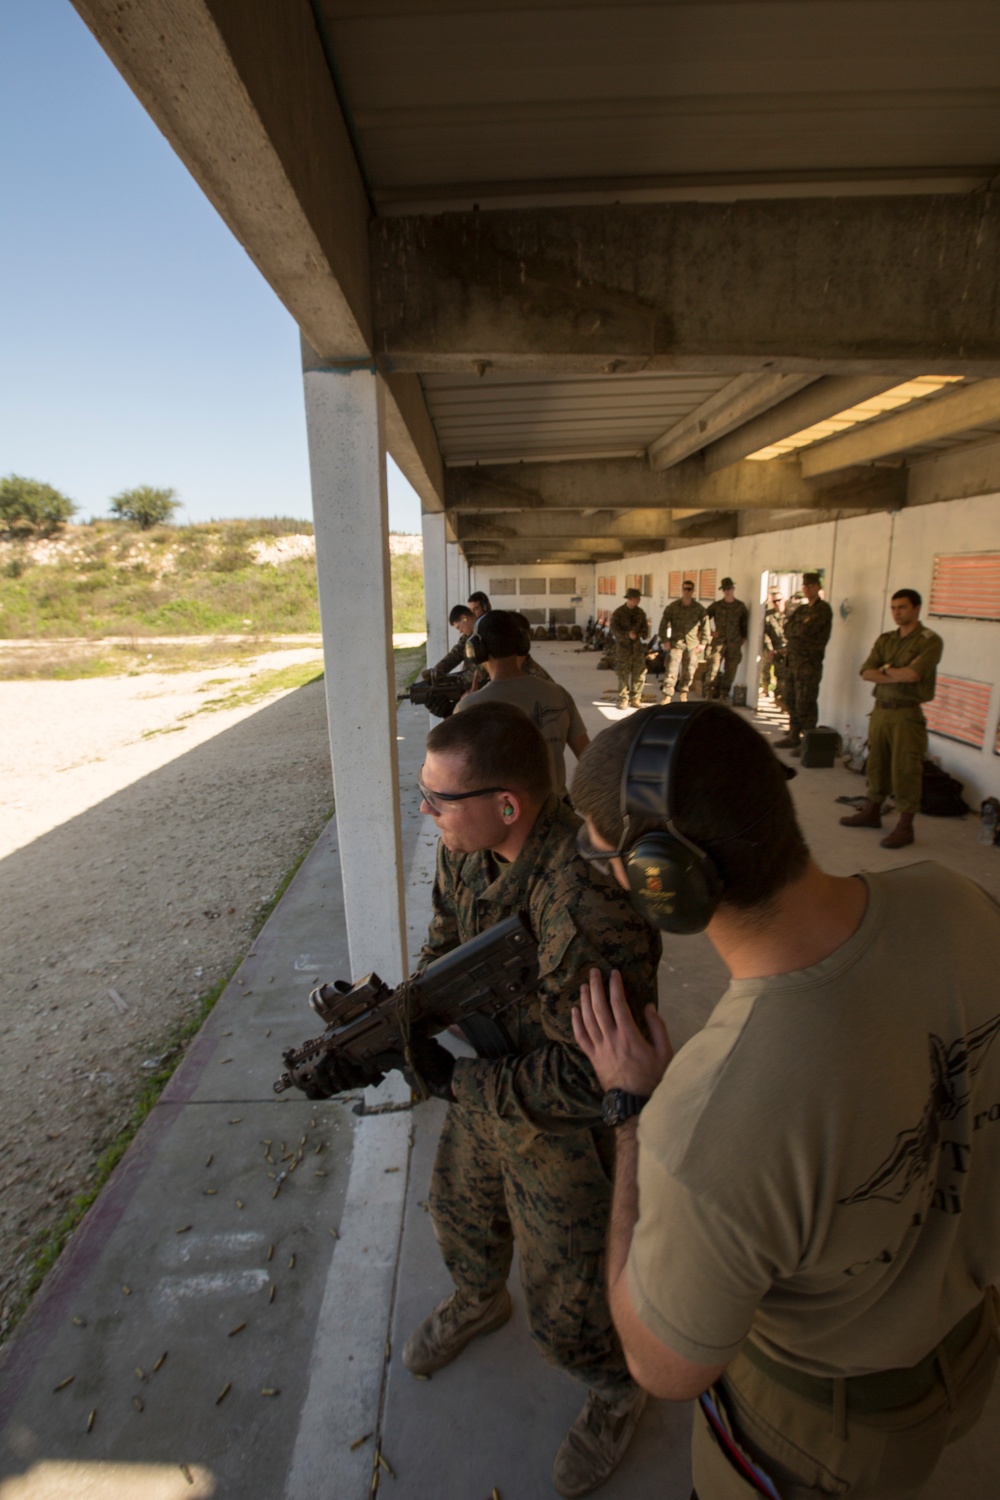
397, 672, 466, 718
273, 913, 537, 1098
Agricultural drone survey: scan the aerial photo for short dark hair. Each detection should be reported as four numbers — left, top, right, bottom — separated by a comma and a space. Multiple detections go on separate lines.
892, 588, 922, 609
478, 609, 524, 659
426, 701, 552, 800
449, 604, 473, 626
468, 591, 491, 611
571, 706, 809, 912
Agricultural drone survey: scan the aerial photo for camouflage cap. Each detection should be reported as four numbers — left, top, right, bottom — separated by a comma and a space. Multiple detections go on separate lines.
720, 577, 735, 589
802, 571, 821, 585
625, 587, 641, 599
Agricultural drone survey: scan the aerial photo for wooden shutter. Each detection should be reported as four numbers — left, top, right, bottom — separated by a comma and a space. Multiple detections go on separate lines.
668, 571, 682, 596
699, 568, 717, 601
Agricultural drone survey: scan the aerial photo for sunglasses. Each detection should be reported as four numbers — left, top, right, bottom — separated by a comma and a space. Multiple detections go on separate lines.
575, 820, 632, 877
417, 777, 507, 814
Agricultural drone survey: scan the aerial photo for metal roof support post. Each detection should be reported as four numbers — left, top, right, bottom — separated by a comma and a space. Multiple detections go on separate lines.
302, 361, 407, 982
422, 510, 448, 669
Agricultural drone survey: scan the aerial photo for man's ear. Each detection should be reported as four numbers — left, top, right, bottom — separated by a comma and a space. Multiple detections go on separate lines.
500, 791, 523, 823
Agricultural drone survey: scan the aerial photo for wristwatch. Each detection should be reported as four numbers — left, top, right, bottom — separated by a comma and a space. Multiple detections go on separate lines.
601, 1089, 649, 1127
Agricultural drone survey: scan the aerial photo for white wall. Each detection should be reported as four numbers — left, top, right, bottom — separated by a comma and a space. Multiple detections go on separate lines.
599, 493, 1000, 804
469, 563, 597, 624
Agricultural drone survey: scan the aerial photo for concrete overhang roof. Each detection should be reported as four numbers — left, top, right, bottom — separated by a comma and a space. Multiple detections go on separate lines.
72, 0, 1000, 561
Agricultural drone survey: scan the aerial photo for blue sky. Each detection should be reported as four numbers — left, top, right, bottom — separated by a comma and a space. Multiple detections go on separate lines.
0, 0, 423, 533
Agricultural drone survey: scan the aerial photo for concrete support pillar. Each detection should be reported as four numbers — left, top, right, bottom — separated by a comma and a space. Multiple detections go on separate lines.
421, 511, 448, 668
446, 541, 460, 616
302, 362, 407, 982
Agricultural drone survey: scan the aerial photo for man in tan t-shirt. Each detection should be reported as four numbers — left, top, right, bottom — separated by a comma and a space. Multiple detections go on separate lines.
455, 610, 589, 799
568, 703, 1000, 1500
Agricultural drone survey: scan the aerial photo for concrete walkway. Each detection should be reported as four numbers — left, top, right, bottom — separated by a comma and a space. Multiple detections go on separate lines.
1, 641, 998, 1500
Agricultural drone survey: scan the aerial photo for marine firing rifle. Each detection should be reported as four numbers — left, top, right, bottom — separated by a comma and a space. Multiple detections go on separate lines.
397, 672, 467, 718
273, 913, 537, 1098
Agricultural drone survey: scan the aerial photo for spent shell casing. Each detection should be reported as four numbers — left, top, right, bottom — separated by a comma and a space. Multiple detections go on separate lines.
376, 1450, 395, 1477
299, 1135, 306, 1146
268, 1283, 277, 1304
493, 1489, 501, 1500
229, 1117, 242, 1124
288, 1253, 296, 1270
205, 1154, 213, 1168
314, 1169, 327, 1177
215, 1381, 232, 1405
122, 1285, 132, 1295
180, 1464, 195, 1485
235, 1199, 245, 1209
314, 1142, 324, 1154
153, 1352, 168, 1372
203, 1188, 218, 1196
349, 1432, 372, 1451
176, 1224, 193, 1234
135, 1366, 146, 1381
53, 1375, 75, 1392
260, 1387, 280, 1397
228, 1322, 247, 1337
87, 1409, 97, 1433
329, 1227, 339, 1239
219, 1058, 232, 1065
72, 1315, 87, 1327
132, 1395, 144, 1413
267, 1243, 275, 1261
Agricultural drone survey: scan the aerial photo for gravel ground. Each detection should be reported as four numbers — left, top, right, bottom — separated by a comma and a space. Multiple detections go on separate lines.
0, 642, 421, 1336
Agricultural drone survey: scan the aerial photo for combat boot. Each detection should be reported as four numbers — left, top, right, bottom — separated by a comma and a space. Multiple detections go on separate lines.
840, 801, 882, 829
401, 1285, 511, 1375
774, 732, 801, 749
881, 812, 915, 849
551, 1385, 648, 1497
677, 691, 688, 703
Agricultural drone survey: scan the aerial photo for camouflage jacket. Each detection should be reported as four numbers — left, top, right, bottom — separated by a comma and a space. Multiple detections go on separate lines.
658, 598, 709, 650
610, 604, 649, 646
763, 605, 786, 652
785, 598, 833, 662
862, 623, 944, 707
706, 598, 748, 643
418, 796, 662, 1132
430, 635, 472, 678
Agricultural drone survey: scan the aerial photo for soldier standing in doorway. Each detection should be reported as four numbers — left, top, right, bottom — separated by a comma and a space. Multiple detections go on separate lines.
657, 580, 709, 704
609, 588, 649, 709
704, 578, 748, 702
775, 572, 833, 753
760, 589, 787, 705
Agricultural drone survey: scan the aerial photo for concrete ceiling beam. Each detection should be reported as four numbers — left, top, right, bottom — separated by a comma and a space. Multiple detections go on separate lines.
800, 378, 1000, 477
702, 375, 903, 473
648, 373, 817, 470
372, 197, 1000, 375
444, 457, 907, 513
454, 509, 676, 541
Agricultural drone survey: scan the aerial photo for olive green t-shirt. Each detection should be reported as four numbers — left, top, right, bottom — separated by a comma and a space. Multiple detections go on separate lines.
455, 674, 586, 797
628, 862, 1000, 1378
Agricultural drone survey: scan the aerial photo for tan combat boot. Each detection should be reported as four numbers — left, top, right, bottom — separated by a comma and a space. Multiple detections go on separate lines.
551, 1386, 648, 1497
401, 1285, 511, 1375
840, 801, 882, 829
881, 812, 915, 848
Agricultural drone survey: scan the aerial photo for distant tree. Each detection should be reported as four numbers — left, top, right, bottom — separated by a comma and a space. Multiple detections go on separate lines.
109, 485, 179, 530
0, 474, 77, 538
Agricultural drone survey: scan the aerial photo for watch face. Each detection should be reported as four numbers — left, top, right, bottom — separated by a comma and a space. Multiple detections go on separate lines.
601, 1091, 622, 1128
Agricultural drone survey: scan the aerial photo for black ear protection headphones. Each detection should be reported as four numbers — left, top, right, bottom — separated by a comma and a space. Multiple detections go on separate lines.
464, 611, 531, 664
465, 632, 487, 665
619, 702, 725, 934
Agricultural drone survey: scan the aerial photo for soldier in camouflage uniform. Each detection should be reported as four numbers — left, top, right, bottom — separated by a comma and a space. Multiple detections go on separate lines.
405, 701, 662, 1496
609, 587, 649, 708
841, 588, 944, 849
760, 590, 787, 703
657, 579, 709, 703
775, 572, 833, 751
422, 603, 478, 691
703, 577, 748, 701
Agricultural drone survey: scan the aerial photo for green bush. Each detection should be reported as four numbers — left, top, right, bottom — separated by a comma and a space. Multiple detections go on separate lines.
109, 485, 179, 530
0, 474, 77, 539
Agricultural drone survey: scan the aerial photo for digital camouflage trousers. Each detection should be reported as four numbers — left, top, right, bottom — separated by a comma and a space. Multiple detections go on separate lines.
429, 1099, 634, 1397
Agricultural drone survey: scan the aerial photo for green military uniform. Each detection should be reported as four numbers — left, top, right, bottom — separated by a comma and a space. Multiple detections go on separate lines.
861, 623, 944, 814
609, 602, 649, 707
784, 597, 833, 735
704, 597, 749, 700
419, 795, 662, 1397
426, 634, 476, 692
760, 603, 787, 701
657, 597, 709, 702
